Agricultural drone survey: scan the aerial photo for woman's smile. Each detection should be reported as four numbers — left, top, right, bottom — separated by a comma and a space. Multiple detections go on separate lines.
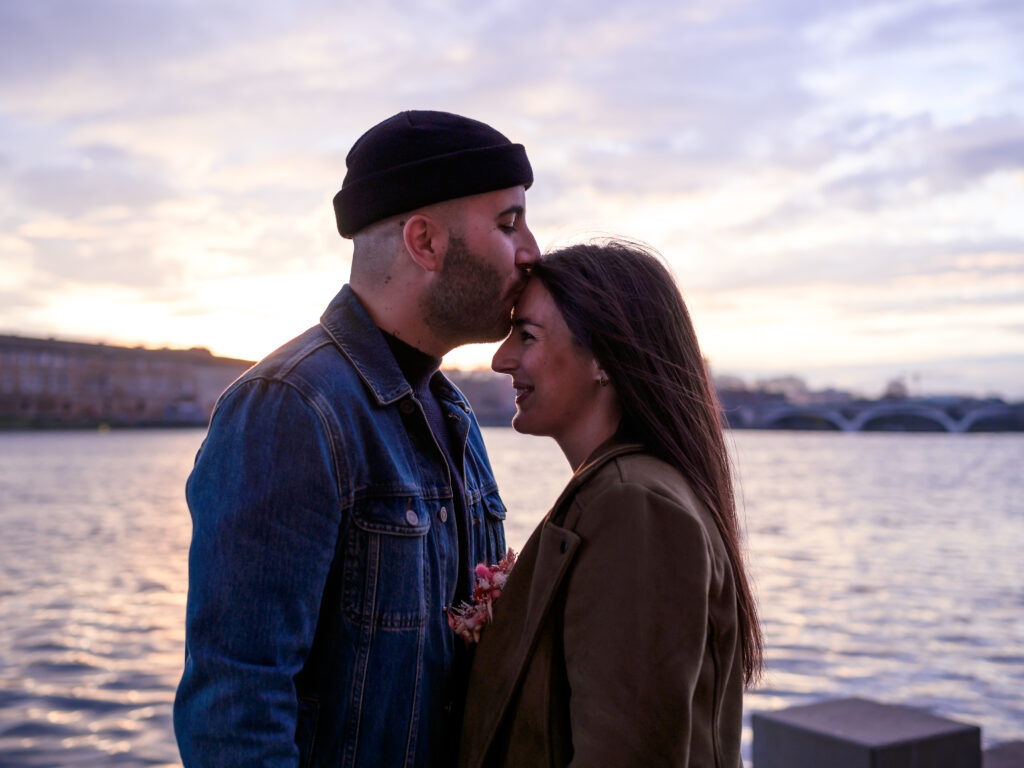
512, 381, 533, 405
492, 278, 620, 468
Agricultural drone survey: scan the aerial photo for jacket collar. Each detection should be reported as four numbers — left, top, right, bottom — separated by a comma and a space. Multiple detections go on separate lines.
318, 284, 468, 409
547, 440, 646, 526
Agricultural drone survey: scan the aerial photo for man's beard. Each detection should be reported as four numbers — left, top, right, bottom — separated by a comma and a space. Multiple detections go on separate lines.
422, 234, 519, 347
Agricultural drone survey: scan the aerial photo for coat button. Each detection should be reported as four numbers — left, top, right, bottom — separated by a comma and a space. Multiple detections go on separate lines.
560, 540, 568, 554
405, 509, 419, 526
399, 399, 416, 415
438, 506, 448, 523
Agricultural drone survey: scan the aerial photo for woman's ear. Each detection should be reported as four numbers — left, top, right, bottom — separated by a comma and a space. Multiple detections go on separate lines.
402, 214, 448, 273
592, 359, 610, 388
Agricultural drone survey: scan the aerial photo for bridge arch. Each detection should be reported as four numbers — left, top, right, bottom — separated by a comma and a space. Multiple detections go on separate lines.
850, 403, 960, 433
760, 407, 849, 431
960, 405, 1018, 432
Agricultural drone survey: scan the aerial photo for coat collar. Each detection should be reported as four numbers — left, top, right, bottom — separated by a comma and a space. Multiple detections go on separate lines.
547, 440, 646, 526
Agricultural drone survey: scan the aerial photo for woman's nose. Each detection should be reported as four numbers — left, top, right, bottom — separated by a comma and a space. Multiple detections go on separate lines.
491, 336, 518, 374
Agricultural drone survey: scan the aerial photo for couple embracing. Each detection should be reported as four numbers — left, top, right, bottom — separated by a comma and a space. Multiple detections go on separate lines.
173, 110, 763, 768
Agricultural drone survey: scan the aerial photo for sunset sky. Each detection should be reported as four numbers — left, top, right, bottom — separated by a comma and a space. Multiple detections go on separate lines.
2, 0, 1022, 398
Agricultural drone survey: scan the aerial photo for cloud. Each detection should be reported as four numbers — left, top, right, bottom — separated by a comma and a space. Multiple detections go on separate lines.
941, 123, 1024, 182
18, 237, 174, 288
0, 0, 297, 84
12, 145, 174, 217
0, 289, 43, 313
694, 239, 1024, 295
1, 0, 1023, 396
815, 116, 1024, 208
836, 0, 1024, 56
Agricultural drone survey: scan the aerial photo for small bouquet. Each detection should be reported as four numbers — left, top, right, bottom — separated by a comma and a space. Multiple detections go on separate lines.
447, 549, 517, 645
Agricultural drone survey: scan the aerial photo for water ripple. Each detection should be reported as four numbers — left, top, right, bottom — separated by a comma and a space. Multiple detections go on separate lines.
1, 429, 1021, 767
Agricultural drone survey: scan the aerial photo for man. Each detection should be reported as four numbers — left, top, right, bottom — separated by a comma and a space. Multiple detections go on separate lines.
174, 110, 539, 767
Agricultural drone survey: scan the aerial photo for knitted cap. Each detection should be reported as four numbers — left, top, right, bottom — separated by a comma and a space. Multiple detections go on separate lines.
333, 110, 533, 238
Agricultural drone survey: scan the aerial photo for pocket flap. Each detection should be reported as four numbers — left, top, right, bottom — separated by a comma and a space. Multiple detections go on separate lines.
352, 497, 431, 536
482, 491, 507, 521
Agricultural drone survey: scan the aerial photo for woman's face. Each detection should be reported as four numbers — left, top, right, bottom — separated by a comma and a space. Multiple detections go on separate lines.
492, 279, 617, 457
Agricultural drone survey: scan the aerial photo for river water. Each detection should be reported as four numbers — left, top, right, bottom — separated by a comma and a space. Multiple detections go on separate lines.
0, 428, 1021, 765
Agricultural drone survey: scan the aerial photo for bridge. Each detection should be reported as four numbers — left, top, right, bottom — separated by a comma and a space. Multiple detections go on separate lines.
721, 398, 1024, 432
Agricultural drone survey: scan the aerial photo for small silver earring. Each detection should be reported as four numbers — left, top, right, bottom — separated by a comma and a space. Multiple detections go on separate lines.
599, 376, 609, 388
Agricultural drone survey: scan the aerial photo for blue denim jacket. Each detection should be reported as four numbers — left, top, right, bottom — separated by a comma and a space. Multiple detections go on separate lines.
174, 285, 507, 767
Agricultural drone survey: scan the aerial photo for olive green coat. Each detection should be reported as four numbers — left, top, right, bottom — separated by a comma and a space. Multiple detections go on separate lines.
457, 443, 744, 768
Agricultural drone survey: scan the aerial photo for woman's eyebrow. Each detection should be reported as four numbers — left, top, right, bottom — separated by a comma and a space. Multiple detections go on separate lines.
512, 316, 542, 329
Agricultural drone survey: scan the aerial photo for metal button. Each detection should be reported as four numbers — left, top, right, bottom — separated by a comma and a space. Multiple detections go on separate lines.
399, 399, 416, 414
405, 509, 419, 525
438, 506, 448, 523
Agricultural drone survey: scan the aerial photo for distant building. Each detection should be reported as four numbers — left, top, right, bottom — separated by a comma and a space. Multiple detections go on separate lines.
804, 388, 854, 406
882, 377, 910, 400
6, 335, 1018, 432
445, 369, 516, 426
0, 335, 253, 428
711, 373, 748, 392
0, 334, 523, 430
716, 387, 787, 429
755, 375, 813, 405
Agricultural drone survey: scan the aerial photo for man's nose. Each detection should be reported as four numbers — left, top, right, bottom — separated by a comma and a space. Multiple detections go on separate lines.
515, 227, 540, 269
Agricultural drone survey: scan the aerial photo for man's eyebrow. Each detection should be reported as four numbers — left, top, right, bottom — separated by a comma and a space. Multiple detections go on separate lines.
497, 205, 524, 218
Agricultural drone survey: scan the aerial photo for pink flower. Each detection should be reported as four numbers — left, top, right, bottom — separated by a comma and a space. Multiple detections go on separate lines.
447, 549, 517, 645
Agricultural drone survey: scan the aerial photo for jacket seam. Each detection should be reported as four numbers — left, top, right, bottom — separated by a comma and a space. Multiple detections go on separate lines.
708, 615, 724, 767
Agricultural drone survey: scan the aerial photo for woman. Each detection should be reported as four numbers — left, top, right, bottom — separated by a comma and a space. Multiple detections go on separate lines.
456, 239, 762, 768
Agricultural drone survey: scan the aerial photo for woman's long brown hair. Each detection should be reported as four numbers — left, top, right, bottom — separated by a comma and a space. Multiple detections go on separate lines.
533, 238, 764, 686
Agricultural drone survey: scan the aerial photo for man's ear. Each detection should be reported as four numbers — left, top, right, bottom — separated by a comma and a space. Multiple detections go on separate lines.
402, 214, 447, 273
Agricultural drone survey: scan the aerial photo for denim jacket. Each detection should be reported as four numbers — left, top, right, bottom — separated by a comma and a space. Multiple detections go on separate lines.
174, 285, 507, 767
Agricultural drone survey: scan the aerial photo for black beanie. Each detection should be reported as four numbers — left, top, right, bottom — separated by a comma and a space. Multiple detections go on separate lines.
333, 110, 533, 238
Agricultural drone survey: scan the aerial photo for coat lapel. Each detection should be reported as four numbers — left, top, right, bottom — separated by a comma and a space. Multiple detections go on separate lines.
460, 519, 582, 767
460, 442, 646, 767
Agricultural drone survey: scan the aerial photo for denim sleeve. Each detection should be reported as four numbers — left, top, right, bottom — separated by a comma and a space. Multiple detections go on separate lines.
174, 378, 342, 767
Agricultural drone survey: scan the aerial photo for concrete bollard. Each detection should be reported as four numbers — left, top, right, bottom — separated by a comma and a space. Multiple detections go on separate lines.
752, 697, 982, 768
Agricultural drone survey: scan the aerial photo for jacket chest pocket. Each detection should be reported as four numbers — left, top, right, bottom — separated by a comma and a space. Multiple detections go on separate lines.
469, 490, 507, 565
342, 497, 430, 628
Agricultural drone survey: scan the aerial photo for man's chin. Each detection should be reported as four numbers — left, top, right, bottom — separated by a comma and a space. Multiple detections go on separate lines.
449, 320, 511, 348
477, 315, 514, 343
